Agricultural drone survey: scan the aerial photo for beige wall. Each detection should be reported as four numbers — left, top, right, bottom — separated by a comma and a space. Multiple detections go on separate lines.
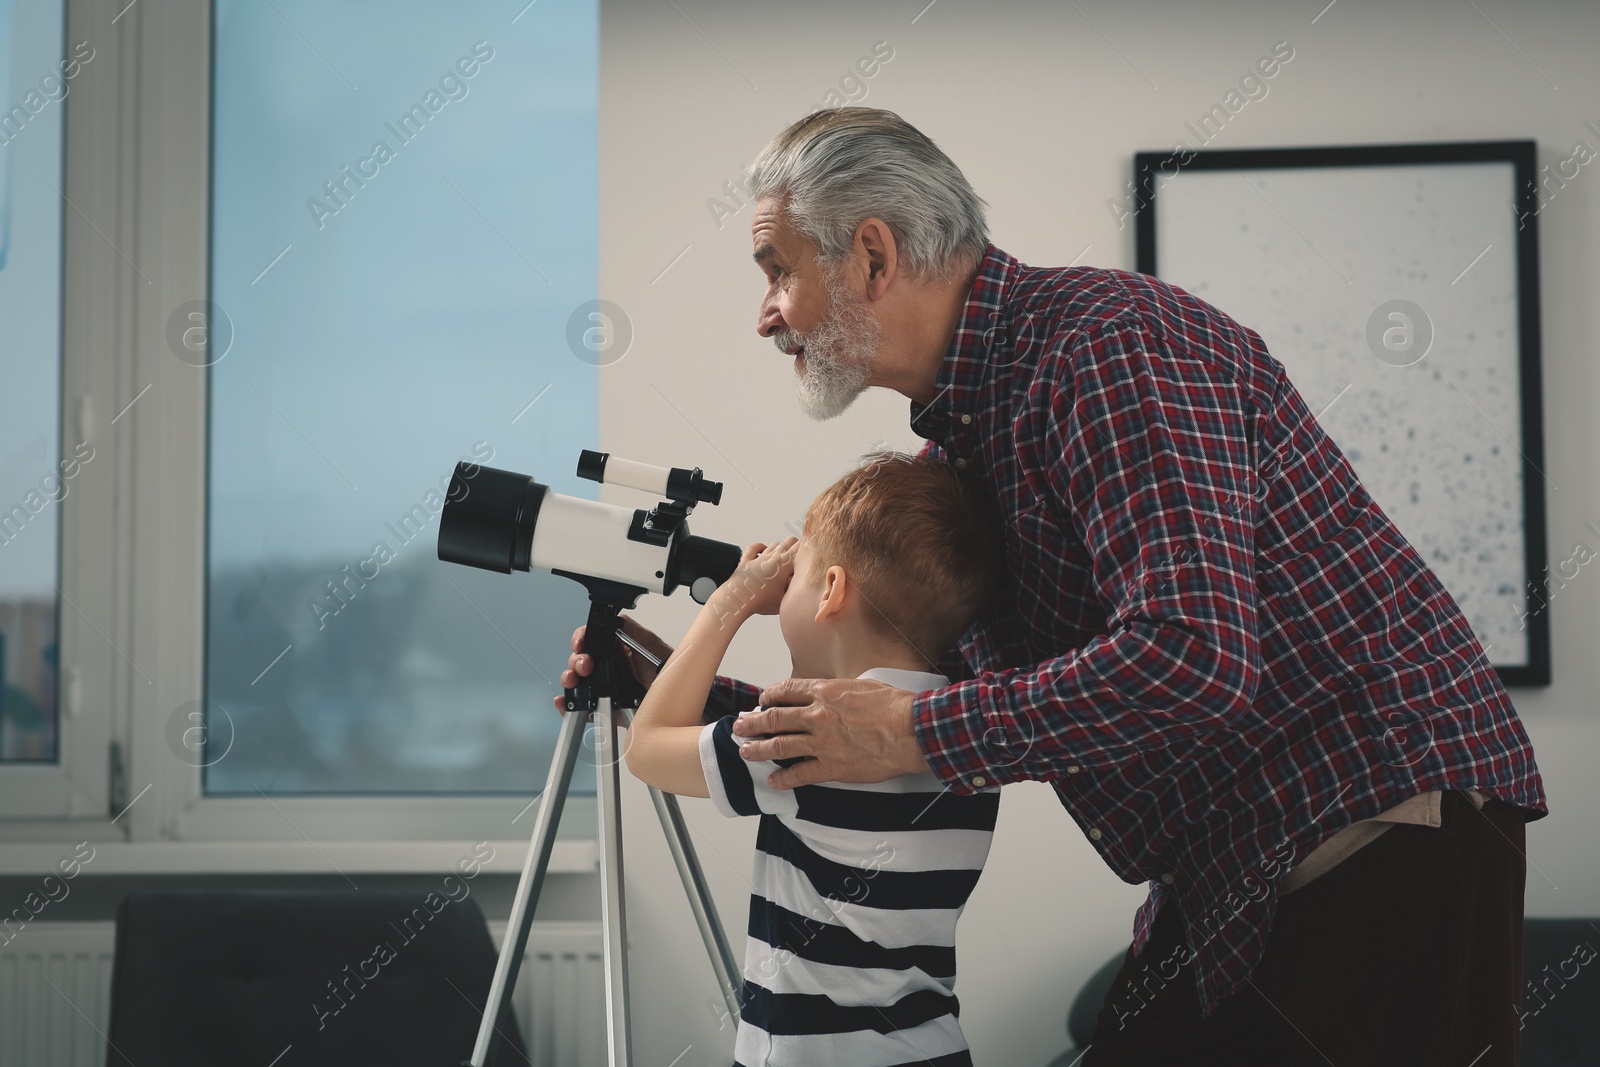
599, 1, 1600, 1062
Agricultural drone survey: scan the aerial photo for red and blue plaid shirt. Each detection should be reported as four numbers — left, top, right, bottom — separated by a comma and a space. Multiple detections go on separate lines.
717, 242, 1548, 1017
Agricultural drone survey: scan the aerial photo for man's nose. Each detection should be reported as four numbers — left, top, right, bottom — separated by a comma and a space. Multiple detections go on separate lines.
757, 296, 784, 338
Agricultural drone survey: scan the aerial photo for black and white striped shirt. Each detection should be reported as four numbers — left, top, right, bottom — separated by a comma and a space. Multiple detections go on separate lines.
697, 667, 999, 1067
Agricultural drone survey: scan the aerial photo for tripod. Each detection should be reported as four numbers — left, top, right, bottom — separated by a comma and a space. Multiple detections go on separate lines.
464, 580, 744, 1067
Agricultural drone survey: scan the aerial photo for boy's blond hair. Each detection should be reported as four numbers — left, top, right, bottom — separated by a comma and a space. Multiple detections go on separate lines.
803, 451, 1004, 665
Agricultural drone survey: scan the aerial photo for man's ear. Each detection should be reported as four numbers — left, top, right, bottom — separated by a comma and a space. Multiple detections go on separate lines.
855, 217, 897, 299
814, 564, 849, 624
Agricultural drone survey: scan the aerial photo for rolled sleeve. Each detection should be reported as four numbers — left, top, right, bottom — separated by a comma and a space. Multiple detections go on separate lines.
697, 712, 797, 818
697, 719, 746, 818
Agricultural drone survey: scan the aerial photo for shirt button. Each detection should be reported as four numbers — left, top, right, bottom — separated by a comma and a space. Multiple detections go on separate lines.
954, 458, 967, 469
971, 775, 987, 787
1161, 873, 1175, 885
960, 414, 972, 425
1089, 828, 1102, 840
1066, 766, 1080, 774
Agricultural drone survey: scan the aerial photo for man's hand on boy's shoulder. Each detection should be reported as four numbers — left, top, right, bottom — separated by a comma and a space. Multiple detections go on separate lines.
733, 678, 930, 789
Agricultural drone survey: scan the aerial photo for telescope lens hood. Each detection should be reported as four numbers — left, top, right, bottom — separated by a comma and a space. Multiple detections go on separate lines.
437, 462, 548, 574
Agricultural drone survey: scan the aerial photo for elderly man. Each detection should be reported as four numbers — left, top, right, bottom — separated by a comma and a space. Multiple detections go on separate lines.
562, 107, 1547, 1065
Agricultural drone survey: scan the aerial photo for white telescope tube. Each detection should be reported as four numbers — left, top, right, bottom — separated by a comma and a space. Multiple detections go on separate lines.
527, 492, 670, 596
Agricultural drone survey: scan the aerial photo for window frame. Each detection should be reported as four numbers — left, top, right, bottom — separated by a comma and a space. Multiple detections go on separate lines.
0, 0, 597, 867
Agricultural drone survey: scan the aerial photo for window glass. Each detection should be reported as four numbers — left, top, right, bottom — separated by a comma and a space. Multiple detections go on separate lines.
206, 0, 599, 794
0, 0, 71, 764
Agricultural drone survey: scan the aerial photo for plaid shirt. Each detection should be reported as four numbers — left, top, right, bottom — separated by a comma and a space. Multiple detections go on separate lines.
715, 242, 1548, 1017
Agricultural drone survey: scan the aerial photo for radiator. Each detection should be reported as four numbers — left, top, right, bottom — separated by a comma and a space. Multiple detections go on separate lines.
487, 919, 608, 1067
0, 919, 604, 1067
0, 922, 113, 1067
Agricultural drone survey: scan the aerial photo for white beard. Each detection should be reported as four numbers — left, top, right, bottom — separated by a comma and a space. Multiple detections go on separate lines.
773, 264, 881, 421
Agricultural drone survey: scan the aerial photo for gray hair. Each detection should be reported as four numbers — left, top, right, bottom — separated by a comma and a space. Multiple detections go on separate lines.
745, 107, 989, 282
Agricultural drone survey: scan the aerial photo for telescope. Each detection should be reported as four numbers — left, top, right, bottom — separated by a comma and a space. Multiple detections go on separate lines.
436, 450, 746, 1067
437, 449, 741, 603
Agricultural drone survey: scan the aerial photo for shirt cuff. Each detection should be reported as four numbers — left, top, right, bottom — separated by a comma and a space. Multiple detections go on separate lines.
911, 677, 1003, 795
706, 675, 762, 723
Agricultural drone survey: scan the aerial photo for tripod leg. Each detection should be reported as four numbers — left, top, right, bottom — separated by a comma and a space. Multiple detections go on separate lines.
596, 696, 634, 1066
649, 787, 744, 1024
467, 705, 587, 1067
615, 707, 743, 1024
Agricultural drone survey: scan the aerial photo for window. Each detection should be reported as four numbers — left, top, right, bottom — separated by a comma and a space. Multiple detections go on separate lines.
0, 0, 69, 764
204, 0, 600, 796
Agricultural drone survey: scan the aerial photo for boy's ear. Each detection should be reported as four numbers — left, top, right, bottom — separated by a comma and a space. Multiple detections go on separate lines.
814, 564, 849, 624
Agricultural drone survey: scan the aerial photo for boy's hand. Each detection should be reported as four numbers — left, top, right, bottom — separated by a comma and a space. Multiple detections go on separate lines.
709, 538, 799, 621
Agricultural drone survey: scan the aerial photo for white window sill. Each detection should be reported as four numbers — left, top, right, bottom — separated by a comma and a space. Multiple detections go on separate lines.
0, 839, 598, 876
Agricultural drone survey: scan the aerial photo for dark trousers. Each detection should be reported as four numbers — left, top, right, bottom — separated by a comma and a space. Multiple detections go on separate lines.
1083, 789, 1530, 1067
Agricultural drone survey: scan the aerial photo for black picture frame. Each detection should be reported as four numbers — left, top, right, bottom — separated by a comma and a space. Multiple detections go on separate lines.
1133, 140, 1549, 687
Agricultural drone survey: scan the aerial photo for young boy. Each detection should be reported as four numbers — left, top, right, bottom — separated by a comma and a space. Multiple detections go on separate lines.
625, 451, 1005, 1067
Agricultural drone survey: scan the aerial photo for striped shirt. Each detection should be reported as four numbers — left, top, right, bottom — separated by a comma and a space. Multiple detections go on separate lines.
698, 667, 998, 1067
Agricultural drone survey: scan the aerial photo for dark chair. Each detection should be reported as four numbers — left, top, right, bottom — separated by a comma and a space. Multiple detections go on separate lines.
1044, 951, 1123, 1066
1521, 917, 1600, 1065
1045, 917, 1600, 1066
106, 889, 529, 1067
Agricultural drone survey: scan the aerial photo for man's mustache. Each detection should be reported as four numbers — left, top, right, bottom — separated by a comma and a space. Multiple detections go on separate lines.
773, 328, 806, 356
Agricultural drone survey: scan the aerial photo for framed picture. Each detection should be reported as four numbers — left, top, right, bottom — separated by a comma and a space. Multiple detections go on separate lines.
1133, 140, 1549, 686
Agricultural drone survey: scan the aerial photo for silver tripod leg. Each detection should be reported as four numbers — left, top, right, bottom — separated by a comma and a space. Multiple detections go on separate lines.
595, 696, 633, 1066
467, 698, 636, 1067
618, 707, 743, 1023
466, 687, 741, 1065
469, 703, 587, 1067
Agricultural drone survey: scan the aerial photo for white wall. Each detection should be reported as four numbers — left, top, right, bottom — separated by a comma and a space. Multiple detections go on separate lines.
598, 1, 1600, 1063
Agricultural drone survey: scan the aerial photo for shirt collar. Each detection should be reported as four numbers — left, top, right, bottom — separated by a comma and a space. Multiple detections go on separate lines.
908, 242, 1019, 440
856, 666, 950, 692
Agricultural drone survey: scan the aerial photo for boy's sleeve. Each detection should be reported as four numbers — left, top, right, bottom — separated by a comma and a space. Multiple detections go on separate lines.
697, 710, 800, 819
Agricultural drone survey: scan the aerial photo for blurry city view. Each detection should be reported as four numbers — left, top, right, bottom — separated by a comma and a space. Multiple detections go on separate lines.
204, 546, 597, 795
